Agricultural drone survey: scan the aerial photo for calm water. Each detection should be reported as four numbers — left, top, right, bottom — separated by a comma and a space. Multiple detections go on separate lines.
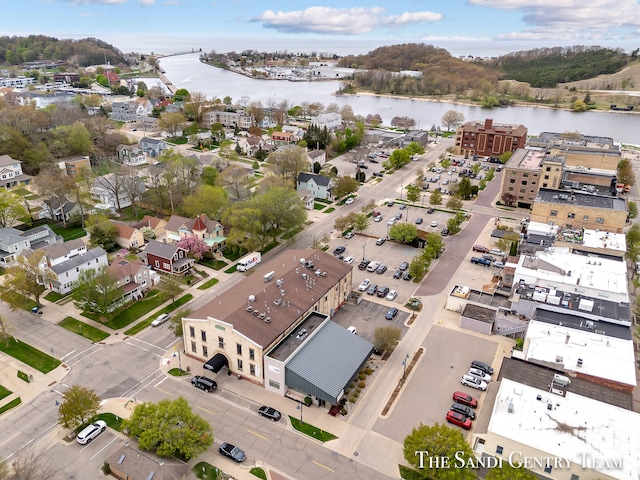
155, 53, 640, 144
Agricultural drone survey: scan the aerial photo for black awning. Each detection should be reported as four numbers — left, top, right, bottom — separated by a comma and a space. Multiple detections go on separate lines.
203, 353, 228, 373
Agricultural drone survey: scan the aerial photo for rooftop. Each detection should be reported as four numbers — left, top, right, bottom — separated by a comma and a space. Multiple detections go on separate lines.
461, 303, 496, 324
529, 132, 618, 150
524, 318, 636, 387
505, 148, 552, 170
488, 378, 640, 480
188, 249, 352, 348
534, 188, 627, 211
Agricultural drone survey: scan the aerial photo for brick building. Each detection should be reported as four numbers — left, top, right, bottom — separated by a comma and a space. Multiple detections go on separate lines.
454, 118, 527, 158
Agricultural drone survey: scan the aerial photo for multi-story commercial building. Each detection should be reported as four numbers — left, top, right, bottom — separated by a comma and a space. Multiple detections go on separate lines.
454, 118, 527, 158
528, 132, 621, 171
501, 149, 564, 208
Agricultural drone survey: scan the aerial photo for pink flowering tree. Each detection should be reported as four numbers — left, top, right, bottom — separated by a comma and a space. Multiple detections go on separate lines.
177, 236, 210, 261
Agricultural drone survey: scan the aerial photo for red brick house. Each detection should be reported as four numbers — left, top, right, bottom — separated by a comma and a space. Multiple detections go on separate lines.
454, 118, 527, 158
142, 239, 194, 275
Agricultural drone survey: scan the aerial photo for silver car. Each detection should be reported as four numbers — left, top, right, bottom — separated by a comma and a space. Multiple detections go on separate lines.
76, 420, 107, 445
461, 374, 487, 391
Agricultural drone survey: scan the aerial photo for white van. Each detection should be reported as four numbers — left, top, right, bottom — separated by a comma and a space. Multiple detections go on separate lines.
151, 313, 170, 327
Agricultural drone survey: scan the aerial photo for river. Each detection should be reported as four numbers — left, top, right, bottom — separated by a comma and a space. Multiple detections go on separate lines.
153, 53, 640, 144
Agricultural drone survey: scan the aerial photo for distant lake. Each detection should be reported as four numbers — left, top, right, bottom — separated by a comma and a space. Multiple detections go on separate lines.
153, 53, 640, 145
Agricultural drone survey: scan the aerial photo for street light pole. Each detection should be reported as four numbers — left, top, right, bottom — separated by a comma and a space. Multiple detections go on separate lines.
362, 242, 366, 261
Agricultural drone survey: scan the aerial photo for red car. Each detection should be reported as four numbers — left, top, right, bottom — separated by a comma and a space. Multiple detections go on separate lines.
453, 391, 478, 409
472, 245, 490, 253
446, 410, 472, 430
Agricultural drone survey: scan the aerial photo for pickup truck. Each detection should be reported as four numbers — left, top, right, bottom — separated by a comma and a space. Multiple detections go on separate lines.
471, 257, 491, 266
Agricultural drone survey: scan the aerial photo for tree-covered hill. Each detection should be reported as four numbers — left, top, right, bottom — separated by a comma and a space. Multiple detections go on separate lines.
0, 35, 127, 67
487, 46, 631, 88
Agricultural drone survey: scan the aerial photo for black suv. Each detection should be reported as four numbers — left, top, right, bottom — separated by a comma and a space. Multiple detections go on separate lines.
191, 375, 217, 392
471, 360, 494, 375
451, 402, 476, 420
358, 259, 371, 270
333, 246, 346, 256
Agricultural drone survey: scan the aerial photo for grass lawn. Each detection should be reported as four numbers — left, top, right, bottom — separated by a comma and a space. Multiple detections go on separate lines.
0, 339, 61, 373
198, 259, 228, 270
193, 462, 223, 479
58, 317, 110, 342
282, 226, 304, 240
223, 250, 243, 262
94, 412, 123, 431
104, 290, 170, 330
289, 416, 337, 442
168, 368, 189, 376
44, 291, 65, 302
2, 291, 37, 312
324, 207, 335, 213
313, 203, 325, 210
0, 397, 21, 415
123, 293, 193, 336
250, 467, 267, 480
49, 224, 87, 241
17, 371, 29, 383
261, 242, 278, 255
197, 278, 219, 290
0, 385, 12, 401
224, 265, 238, 274
10, 187, 31, 197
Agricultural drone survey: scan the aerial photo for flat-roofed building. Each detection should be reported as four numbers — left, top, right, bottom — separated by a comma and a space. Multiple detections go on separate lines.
555, 228, 626, 260
454, 118, 527, 158
530, 188, 627, 233
472, 378, 640, 480
501, 149, 564, 208
528, 132, 621, 171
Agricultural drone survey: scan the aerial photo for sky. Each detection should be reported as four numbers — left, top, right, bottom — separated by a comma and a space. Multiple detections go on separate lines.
1, 0, 640, 58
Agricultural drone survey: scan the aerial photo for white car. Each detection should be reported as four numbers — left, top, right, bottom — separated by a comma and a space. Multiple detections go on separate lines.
461, 374, 487, 391
430, 221, 439, 227
76, 420, 107, 444
374, 215, 383, 222
386, 289, 398, 301
468, 367, 492, 382
366, 261, 381, 272
345, 197, 355, 205
151, 313, 170, 327
358, 279, 371, 291
343, 256, 355, 264
387, 218, 396, 226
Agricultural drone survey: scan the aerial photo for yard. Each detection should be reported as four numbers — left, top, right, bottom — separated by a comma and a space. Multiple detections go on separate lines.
0, 338, 61, 373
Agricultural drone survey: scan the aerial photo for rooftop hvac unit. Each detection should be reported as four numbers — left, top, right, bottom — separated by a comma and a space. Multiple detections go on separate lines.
264, 271, 274, 282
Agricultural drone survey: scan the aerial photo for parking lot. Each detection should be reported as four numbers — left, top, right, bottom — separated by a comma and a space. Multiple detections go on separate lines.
331, 300, 410, 346
373, 326, 498, 442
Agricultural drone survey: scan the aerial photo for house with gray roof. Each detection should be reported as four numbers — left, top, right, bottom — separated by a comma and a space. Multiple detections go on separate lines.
165, 214, 226, 253
297, 172, 332, 200
0, 154, 32, 188
142, 239, 194, 275
90, 173, 146, 212
38, 196, 83, 223
0, 225, 59, 267
116, 144, 147, 166
44, 246, 107, 294
139, 137, 168, 157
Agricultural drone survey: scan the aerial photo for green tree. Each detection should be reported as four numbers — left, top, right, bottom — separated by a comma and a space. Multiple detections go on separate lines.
384, 149, 411, 170
618, 158, 636, 186
485, 462, 538, 480
572, 99, 588, 112
334, 212, 358, 232
408, 255, 427, 280
406, 183, 421, 205
66, 121, 94, 155
626, 224, 640, 260
201, 166, 219, 186
0, 250, 53, 309
373, 326, 401, 353
405, 142, 425, 156
446, 196, 463, 211
333, 176, 360, 199
354, 213, 370, 232
0, 189, 27, 227
71, 266, 123, 321
430, 190, 442, 207
481, 94, 500, 107
158, 111, 187, 138
629, 201, 638, 219
499, 151, 513, 164
122, 397, 213, 460
169, 308, 191, 338
173, 88, 190, 101
88, 220, 118, 251
157, 275, 184, 304
403, 423, 475, 480
447, 216, 462, 235
389, 223, 418, 243
57, 385, 101, 429
266, 145, 310, 184
457, 177, 473, 200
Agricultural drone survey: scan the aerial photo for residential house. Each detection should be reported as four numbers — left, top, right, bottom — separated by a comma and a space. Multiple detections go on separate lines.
90, 173, 146, 212
297, 188, 315, 210
202, 110, 253, 130
42, 239, 87, 267
239, 135, 269, 156
311, 112, 342, 130
188, 131, 212, 146
297, 173, 332, 200
38, 196, 83, 223
139, 137, 168, 158
454, 118, 527, 158
131, 215, 167, 240
53, 73, 80, 84
307, 149, 326, 165
105, 441, 188, 480
63, 156, 91, 177
108, 101, 137, 122
46, 246, 108, 294
116, 144, 147, 166
111, 222, 145, 250
109, 258, 156, 303
0, 154, 32, 188
165, 214, 226, 253
133, 97, 154, 117
142, 240, 194, 275
0, 225, 60, 267
271, 131, 294, 146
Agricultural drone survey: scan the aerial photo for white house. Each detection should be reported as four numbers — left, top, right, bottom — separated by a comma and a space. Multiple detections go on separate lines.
116, 144, 148, 166
41, 239, 87, 267
311, 112, 342, 130
297, 173, 332, 200
0, 154, 32, 188
90, 173, 146, 212
46, 246, 108, 294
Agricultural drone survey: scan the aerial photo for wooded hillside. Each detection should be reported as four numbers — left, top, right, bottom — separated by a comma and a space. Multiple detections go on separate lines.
0, 35, 127, 66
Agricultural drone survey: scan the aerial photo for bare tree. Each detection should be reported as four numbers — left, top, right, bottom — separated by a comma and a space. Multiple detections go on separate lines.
184, 90, 208, 122
158, 111, 187, 138
219, 164, 251, 199
441, 110, 465, 131
237, 95, 251, 109
265, 145, 310, 184
33, 166, 73, 228
0, 445, 64, 480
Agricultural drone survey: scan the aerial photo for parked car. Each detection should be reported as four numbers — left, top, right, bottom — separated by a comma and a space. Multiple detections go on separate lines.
345, 197, 355, 205
493, 261, 505, 268
373, 171, 384, 177
76, 420, 107, 445
452, 391, 478, 409
441, 228, 449, 236
481, 254, 496, 263
490, 248, 506, 257
366, 283, 378, 295
468, 367, 492, 383
333, 245, 346, 256
470, 257, 491, 266
393, 269, 403, 279
387, 218, 396, 226
343, 256, 355, 264
461, 374, 487, 391
399, 261, 409, 271
191, 375, 217, 392
426, 207, 434, 214
386, 289, 398, 301
376, 237, 386, 245
358, 260, 371, 270
415, 217, 423, 224
258, 406, 282, 421
219, 442, 246, 462
151, 313, 170, 327
472, 245, 490, 253
430, 221, 439, 227
399, 204, 407, 210
347, 326, 357, 334
366, 261, 381, 272
374, 215, 383, 222
375, 265, 387, 275
377, 286, 390, 297
344, 231, 355, 239
387, 201, 395, 207
446, 410, 472, 430
402, 271, 412, 281
385, 307, 399, 320
395, 213, 402, 220
471, 360, 494, 375
358, 279, 371, 291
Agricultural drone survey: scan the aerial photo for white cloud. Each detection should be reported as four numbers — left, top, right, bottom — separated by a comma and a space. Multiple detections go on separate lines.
253, 6, 441, 35
64, 0, 128, 4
